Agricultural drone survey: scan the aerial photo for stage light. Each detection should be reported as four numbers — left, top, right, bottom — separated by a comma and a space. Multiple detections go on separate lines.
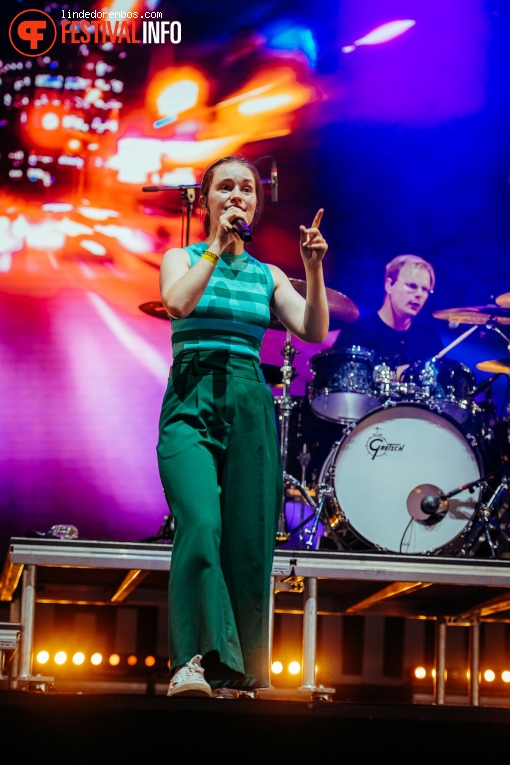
271, 661, 283, 675
157, 81, 199, 119
288, 661, 300, 675
36, 651, 49, 664
54, 651, 67, 665
79, 239, 107, 256
41, 112, 60, 131
342, 20, 415, 53
91, 653, 102, 666
72, 652, 85, 666
146, 66, 208, 124
127, 655, 137, 666
264, 22, 318, 68
502, 671, 510, 683
77, 207, 120, 221
109, 654, 121, 666
238, 94, 293, 116
42, 203, 74, 213
144, 655, 156, 667
484, 669, 496, 683
414, 666, 427, 680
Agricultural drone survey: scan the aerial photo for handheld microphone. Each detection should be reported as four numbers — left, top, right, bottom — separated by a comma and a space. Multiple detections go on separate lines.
232, 218, 253, 242
271, 159, 278, 203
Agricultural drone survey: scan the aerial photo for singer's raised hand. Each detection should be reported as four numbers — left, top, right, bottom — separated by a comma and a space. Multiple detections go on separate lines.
300, 208, 328, 266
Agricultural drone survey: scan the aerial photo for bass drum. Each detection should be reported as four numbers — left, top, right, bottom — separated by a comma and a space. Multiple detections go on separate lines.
318, 403, 483, 555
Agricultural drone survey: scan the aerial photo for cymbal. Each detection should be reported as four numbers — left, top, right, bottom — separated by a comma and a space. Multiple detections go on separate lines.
496, 292, 510, 308
139, 301, 169, 320
289, 279, 359, 327
432, 305, 510, 326
142, 280, 360, 330
476, 358, 510, 374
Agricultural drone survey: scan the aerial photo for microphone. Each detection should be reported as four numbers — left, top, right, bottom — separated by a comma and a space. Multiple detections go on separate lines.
420, 494, 444, 515
271, 159, 278, 202
232, 218, 253, 242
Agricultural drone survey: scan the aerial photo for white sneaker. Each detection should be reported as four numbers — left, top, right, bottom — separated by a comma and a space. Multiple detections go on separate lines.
167, 654, 212, 698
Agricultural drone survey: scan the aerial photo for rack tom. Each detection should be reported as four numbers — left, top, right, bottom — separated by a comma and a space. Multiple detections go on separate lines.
308, 346, 380, 424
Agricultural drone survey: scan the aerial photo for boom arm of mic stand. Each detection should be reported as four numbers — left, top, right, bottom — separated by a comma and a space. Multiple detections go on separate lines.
440, 462, 510, 502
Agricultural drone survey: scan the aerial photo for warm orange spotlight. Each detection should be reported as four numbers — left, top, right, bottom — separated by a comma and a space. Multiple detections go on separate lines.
36, 651, 50, 664
288, 661, 301, 675
54, 651, 67, 665
91, 653, 102, 666
127, 655, 138, 667
414, 666, 427, 680
271, 661, 283, 675
109, 654, 121, 666
144, 655, 156, 667
72, 652, 85, 666
146, 66, 209, 121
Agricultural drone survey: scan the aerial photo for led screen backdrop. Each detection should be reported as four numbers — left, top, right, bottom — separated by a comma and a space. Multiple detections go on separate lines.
1, 0, 510, 561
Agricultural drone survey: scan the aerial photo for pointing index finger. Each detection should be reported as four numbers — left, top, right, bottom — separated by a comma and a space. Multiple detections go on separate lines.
311, 208, 324, 229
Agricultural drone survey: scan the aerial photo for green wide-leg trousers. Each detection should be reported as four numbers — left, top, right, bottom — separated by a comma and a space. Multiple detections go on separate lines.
157, 349, 282, 689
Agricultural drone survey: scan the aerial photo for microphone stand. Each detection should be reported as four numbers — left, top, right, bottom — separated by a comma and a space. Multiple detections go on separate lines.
425, 462, 510, 557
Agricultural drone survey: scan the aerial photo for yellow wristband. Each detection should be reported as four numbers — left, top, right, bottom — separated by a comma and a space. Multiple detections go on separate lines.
202, 250, 220, 265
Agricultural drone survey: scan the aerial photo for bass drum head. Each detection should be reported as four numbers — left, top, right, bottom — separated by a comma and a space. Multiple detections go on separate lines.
319, 403, 482, 555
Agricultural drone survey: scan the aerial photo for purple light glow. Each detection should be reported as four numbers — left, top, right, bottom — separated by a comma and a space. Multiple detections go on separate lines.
337, 0, 488, 123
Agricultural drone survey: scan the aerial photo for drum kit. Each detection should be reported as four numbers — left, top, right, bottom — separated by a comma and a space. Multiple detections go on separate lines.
272, 289, 510, 559
139, 289, 510, 558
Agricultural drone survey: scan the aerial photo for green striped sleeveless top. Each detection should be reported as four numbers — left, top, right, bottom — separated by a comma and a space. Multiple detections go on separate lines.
170, 241, 275, 362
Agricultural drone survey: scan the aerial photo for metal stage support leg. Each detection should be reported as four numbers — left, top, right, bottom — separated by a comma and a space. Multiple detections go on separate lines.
15, 565, 54, 691
298, 577, 335, 701
468, 614, 480, 706
434, 617, 447, 705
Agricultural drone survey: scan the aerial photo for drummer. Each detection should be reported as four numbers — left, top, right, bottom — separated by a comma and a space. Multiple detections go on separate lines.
333, 254, 443, 380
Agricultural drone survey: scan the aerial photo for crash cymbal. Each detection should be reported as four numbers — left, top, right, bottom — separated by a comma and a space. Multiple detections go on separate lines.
496, 292, 510, 308
289, 279, 359, 327
432, 305, 510, 326
261, 363, 297, 387
139, 301, 169, 320
476, 359, 510, 374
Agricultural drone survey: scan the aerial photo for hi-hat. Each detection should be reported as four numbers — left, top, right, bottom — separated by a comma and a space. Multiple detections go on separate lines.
496, 292, 510, 308
433, 304, 510, 326
476, 359, 510, 374
139, 301, 169, 320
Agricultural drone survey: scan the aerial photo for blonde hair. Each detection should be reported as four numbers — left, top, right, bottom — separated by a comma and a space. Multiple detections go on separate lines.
384, 254, 436, 291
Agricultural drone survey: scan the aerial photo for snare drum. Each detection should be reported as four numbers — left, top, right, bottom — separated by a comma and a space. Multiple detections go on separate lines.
308, 346, 380, 424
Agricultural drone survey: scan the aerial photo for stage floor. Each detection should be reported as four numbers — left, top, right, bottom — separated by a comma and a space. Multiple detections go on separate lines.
2, 688, 510, 760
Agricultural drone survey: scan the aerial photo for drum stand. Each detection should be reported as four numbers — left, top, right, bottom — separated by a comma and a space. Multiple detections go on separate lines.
275, 330, 299, 542
283, 472, 335, 549
458, 465, 510, 557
